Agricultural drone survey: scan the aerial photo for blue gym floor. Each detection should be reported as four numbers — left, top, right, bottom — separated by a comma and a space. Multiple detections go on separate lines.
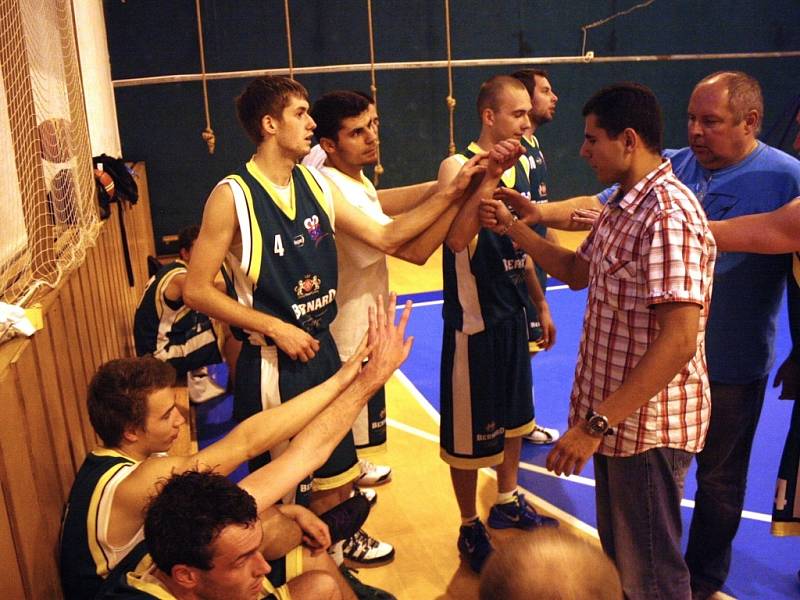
397, 282, 799, 600
196, 282, 799, 598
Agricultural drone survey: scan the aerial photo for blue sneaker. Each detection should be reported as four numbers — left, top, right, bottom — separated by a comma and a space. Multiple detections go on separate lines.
487, 491, 559, 530
457, 519, 493, 573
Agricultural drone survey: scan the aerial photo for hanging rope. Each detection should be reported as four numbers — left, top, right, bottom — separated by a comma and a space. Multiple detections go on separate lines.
284, 0, 294, 79
366, 0, 384, 185
195, 0, 215, 154
580, 0, 656, 58
444, 0, 456, 156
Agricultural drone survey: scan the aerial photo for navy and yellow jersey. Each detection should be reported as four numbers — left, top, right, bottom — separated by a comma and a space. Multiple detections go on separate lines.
222, 160, 338, 345
442, 142, 530, 333
97, 551, 285, 599
60, 449, 139, 600
520, 134, 550, 288
133, 261, 221, 376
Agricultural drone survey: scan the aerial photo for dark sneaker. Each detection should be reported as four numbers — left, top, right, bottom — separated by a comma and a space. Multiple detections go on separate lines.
320, 493, 371, 544
457, 519, 493, 573
352, 485, 378, 506
339, 565, 397, 600
343, 529, 395, 567
487, 491, 559, 530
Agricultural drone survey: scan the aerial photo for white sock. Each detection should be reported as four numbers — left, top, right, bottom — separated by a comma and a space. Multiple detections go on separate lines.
461, 514, 480, 525
496, 489, 516, 505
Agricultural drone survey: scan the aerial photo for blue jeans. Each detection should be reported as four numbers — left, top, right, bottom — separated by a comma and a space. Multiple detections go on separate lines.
685, 377, 767, 596
595, 447, 694, 600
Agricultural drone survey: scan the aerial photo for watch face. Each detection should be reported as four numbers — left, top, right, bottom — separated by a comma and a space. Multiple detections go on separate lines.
588, 415, 609, 435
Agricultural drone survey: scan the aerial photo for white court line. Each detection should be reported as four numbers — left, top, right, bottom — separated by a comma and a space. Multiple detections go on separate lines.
394, 369, 441, 424
391, 369, 775, 524
391, 371, 598, 535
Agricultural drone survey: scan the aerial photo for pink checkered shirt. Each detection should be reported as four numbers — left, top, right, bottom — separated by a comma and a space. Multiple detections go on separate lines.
571, 160, 716, 457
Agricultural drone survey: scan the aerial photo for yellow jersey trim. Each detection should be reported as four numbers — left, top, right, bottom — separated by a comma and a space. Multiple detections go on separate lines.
228, 174, 263, 284
246, 159, 296, 220
297, 165, 333, 223
86, 453, 136, 578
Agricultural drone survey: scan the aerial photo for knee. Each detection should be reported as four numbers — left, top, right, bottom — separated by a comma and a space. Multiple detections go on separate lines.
293, 570, 341, 600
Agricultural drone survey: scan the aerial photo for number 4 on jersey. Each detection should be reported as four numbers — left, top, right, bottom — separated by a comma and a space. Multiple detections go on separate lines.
274, 234, 285, 256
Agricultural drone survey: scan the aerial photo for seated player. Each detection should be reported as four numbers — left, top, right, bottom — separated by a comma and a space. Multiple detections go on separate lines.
60, 295, 413, 599
134, 225, 238, 403
98, 470, 341, 599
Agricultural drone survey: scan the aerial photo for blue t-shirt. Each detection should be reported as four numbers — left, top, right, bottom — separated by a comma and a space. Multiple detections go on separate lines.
598, 143, 800, 383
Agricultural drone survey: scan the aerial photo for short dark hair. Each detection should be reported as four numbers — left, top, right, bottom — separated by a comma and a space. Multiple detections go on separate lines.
310, 91, 371, 143
476, 75, 527, 119
145, 470, 258, 574
177, 225, 199, 253
235, 75, 309, 145
353, 90, 375, 104
510, 68, 549, 97
88, 357, 176, 447
696, 71, 763, 133
582, 82, 663, 153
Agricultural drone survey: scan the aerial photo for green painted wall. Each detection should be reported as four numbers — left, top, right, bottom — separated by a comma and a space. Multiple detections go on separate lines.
105, 0, 800, 253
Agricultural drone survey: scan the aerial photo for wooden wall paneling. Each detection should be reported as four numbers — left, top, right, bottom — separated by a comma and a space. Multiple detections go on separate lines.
93, 220, 122, 360
98, 209, 127, 358
65, 274, 96, 393
80, 249, 112, 365
0, 364, 57, 597
99, 213, 133, 360
54, 290, 92, 466
32, 305, 83, 487
13, 350, 68, 545
68, 266, 104, 451
0, 480, 27, 598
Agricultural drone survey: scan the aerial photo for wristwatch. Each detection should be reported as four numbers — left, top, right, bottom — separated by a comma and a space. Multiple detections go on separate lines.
584, 409, 613, 437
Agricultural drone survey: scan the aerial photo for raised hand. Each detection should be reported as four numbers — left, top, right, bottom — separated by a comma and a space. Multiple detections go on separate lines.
361, 292, 414, 386
486, 139, 525, 179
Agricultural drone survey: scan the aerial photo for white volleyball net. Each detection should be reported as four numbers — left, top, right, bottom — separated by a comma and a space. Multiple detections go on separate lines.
0, 0, 98, 307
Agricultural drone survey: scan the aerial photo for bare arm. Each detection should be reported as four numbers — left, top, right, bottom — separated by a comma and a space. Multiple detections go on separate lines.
259, 505, 304, 560
377, 181, 437, 216
480, 197, 589, 289
239, 294, 414, 511
539, 195, 603, 230
390, 157, 486, 264
332, 155, 483, 256
184, 183, 320, 362
116, 342, 368, 517
709, 198, 800, 253
546, 302, 701, 476
444, 140, 523, 252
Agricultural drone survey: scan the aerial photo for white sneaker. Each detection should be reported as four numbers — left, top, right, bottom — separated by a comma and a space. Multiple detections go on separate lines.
523, 425, 560, 445
357, 459, 392, 486
351, 485, 377, 506
343, 528, 395, 567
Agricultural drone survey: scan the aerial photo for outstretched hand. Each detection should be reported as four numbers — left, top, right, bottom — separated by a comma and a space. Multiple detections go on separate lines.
494, 187, 539, 223
571, 208, 601, 229
449, 152, 488, 199
360, 292, 414, 385
479, 197, 515, 234
486, 139, 525, 179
